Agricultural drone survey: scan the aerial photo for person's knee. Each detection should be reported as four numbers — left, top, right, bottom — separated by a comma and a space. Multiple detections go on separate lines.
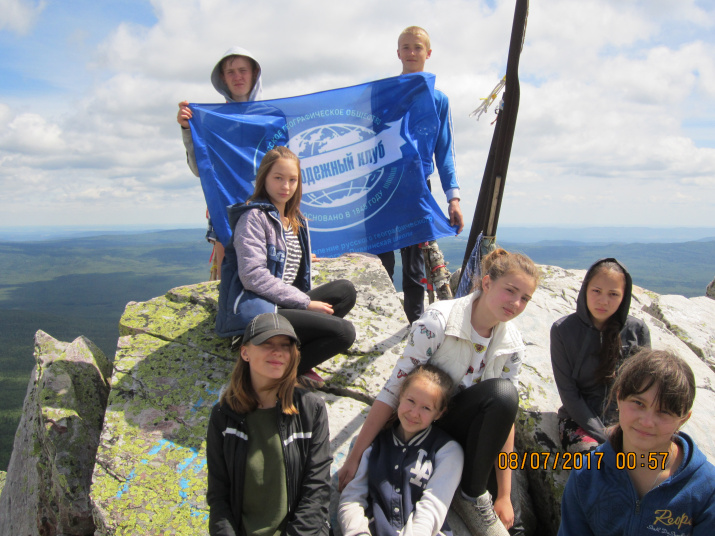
338, 279, 357, 308
486, 378, 519, 418
340, 319, 356, 348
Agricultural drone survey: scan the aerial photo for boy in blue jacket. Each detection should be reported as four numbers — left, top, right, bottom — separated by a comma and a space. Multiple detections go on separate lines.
377, 26, 464, 324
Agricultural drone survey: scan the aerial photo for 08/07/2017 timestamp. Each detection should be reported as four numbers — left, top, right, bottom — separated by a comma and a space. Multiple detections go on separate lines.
497, 451, 670, 471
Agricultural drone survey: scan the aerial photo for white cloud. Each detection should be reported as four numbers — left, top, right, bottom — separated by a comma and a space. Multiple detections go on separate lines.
0, 0, 45, 35
0, 0, 714, 229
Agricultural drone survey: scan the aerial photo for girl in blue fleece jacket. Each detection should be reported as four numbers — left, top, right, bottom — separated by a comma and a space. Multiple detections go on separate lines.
558, 349, 715, 535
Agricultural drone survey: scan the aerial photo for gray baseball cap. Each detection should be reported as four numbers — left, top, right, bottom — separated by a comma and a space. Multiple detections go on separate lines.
242, 313, 298, 346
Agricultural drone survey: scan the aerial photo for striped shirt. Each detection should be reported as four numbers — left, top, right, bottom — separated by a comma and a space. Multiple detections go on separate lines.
283, 225, 302, 285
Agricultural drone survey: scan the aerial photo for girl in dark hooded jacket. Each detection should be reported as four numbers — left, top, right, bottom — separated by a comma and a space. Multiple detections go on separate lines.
550, 258, 650, 452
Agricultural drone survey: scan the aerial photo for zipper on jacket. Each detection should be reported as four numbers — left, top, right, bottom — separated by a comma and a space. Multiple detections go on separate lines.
268, 211, 289, 283
278, 413, 293, 514
634, 499, 640, 515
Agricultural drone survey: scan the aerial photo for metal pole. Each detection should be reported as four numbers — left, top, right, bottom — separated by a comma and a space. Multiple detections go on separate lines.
461, 0, 529, 273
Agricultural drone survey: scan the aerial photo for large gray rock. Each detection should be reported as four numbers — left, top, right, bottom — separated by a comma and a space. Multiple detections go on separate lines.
3, 256, 715, 536
644, 294, 715, 373
706, 277, 715, 300
0, 331, 111, 536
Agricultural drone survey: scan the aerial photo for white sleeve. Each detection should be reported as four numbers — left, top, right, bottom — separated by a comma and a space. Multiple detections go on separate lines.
338, 445, 373, 536
375, 309, 447, 409
399, 440, 464, 536
500, 347, 524, 388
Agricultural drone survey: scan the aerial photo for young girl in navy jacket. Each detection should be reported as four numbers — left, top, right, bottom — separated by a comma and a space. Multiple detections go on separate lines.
338, 365, 464, 536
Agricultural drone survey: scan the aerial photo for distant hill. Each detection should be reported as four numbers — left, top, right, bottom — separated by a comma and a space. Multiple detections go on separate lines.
0, 227, 714, 470
391, 234, 715, 299
0, 229, 211, 470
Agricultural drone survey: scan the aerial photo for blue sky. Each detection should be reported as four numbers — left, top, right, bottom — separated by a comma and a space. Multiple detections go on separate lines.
0, 0, 713, 229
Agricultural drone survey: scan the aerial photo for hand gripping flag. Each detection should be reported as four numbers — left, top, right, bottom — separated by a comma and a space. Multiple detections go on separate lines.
188, 73, 457, 257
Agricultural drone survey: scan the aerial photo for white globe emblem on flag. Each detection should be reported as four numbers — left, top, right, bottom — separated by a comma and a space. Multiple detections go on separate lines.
289, 121, 406, 231
291, 124, 383, 208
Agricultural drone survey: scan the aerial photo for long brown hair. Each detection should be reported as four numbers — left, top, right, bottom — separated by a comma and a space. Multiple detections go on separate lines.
220, 338, 300, 415
247, 146, 304, 234
583, 260, 628, 384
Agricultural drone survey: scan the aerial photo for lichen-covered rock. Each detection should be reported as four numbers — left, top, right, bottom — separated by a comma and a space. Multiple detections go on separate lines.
0, 330, 111, 536
92, 302, 232, 534
6, 256, 715, 536
91, 255, 405, 535
0, 470, 5, 495
315, 253, 410, 402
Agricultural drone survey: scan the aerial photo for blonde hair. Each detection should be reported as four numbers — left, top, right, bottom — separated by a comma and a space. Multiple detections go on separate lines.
220, 339, 300, 415
473, 248, 541, 292
398, 26, 431, 49
247, 146, 304, 235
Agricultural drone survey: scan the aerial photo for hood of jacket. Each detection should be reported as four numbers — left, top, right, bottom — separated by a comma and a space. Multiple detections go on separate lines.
227, 198, 278, 233
576, 258, 633, 329
210, 46, 263, 103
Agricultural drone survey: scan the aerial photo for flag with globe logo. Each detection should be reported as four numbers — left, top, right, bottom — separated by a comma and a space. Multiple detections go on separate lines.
188, 73, 457, 256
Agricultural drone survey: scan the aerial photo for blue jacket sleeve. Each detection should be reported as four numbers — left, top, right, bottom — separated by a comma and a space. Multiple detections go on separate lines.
557, 470, 596, 536
432, 90, 460, 199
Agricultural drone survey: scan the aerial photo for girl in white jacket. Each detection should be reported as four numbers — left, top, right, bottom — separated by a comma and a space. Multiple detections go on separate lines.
338, 249, 540, 536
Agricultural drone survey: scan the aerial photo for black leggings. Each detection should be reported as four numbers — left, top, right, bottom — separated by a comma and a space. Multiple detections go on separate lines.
436, 378, 518, 497
278, 279, 356, 375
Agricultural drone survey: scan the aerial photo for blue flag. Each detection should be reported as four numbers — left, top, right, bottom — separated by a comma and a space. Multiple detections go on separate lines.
189, 73, 457, 257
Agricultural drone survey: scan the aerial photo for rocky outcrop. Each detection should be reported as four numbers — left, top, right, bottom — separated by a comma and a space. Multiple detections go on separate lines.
0, 331, 111, 536
2, 255, 715, 536
707, 276, 715, 300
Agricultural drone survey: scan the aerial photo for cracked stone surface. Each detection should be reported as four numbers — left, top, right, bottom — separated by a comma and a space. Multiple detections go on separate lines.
0, 331, 111, 536
3, 256, 715, 536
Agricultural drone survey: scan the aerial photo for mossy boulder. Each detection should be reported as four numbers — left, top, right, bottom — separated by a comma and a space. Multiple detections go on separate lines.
0, 331, 111, 536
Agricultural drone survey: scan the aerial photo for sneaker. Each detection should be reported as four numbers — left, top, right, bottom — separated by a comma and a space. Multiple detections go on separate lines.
231, 336, 243, 351
452, 490, 509, 536
298, 369, 325, 390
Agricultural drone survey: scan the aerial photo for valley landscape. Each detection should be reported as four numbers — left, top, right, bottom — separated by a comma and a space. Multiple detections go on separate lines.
1, 226, 714, 470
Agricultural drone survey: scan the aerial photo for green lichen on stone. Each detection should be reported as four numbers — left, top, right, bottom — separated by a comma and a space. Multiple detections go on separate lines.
93, 321, 236, 534
669, 324, 690, 343
0, 470, 5, 495
118, 292, 233, 361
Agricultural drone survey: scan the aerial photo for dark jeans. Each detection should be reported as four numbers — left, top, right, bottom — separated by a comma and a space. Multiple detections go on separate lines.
377, 244, 425, 324
278, 279, 356, 375
437, 378, 526, 535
